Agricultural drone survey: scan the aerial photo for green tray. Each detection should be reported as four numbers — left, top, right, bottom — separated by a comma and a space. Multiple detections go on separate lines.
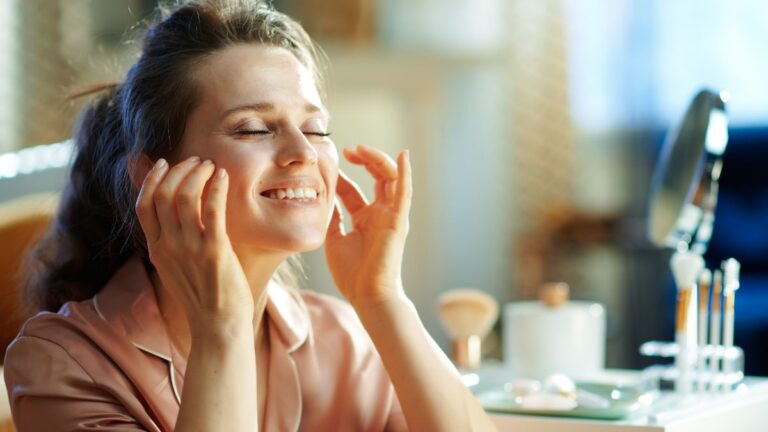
478, 382, 654, 420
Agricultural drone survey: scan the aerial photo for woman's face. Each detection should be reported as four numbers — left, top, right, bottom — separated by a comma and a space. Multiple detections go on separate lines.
178, 44, 338, 254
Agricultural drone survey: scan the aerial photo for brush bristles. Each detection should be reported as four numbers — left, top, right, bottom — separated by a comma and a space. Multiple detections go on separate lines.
722, 258, 741, 293
437, 289, 499, 340
671, 252, 705, 290
699, 268, 712, 285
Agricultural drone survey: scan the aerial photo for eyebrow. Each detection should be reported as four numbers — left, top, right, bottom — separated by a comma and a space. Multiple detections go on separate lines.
220, 102, 328, 120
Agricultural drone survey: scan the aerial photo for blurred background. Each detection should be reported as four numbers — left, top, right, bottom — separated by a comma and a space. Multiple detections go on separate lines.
1, 0, 767, 374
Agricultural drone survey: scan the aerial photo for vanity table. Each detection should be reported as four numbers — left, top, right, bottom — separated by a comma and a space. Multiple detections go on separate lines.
489, 380, 768, 432
473, 366, 768, 432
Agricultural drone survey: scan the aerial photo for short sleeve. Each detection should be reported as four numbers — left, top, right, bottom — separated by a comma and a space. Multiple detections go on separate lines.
4, 335, 149, 432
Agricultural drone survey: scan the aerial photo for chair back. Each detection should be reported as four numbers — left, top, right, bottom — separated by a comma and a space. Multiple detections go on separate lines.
0, 193, 59, 361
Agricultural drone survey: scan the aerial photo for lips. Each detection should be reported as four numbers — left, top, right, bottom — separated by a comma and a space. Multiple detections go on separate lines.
261, 186, 319, 201
258, 178, 324, 202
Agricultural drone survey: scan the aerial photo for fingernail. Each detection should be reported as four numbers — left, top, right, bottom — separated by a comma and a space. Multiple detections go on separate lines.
201, 159, 212, 166
188, 156, 200, 163
216, 168, 227, 179
156, 158, 167, 169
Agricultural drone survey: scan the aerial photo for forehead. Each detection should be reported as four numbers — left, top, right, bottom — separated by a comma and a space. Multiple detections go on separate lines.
193, 44, 323, 113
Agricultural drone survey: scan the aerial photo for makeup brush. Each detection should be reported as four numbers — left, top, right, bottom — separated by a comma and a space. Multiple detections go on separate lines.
709, 270, 722, 393
671, 251, 704, 395
697, 269, 711, 393
721, 258, 740, 392
437, 288, 499, 370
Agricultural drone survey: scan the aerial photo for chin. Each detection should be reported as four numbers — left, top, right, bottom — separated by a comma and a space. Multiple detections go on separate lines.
266, 228, 327, 253
289, 233, 327, 253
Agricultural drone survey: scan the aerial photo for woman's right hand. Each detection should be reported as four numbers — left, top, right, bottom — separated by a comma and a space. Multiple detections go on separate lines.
134, 157, 254, 335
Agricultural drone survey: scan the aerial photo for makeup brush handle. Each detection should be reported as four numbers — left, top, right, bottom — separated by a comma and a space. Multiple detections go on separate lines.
452, 335, 482, 370
709, 311, 721, 393
722, 310, 735, 392
697, 312, 708, 392
676, 330, 689, 395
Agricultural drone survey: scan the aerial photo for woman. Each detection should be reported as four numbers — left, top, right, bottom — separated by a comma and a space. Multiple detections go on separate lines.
4, 1, 497, 431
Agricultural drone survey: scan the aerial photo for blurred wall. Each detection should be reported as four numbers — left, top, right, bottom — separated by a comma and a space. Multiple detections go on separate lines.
3, 0, 768, 367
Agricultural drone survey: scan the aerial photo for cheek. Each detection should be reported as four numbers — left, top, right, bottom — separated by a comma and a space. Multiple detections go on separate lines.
215, 146, 271, 182
211, 149, 272, 216
319, 142, 340, 178
319, 138, 338, 160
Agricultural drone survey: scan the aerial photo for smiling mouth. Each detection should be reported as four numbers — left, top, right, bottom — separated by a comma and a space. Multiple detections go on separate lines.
260, 186, 320, 202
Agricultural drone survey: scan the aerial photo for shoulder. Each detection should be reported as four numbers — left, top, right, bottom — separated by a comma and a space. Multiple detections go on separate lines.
7, 300, 92, 350
296, 290, 375, 352
3, 296, 144, 392
6, 299, 99, 353
4, 305, 103, 421
299, 290, 360, 326
3, 307, 152, 431
4, 300, 104, 381
298, 290, 369, 338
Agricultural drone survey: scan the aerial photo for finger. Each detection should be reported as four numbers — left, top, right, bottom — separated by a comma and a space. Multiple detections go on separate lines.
176, 160, 216, 234
344, 146, 399, 204
153, 156, 201, 235
348, 150, 388, 204
343, 145, 398, 182
394, 150, 413, 217
341, 147, 367, 164
336, 170, 368, 214
135, 158, 168, 243
203, 168, 229, 240
326, 198, 346, 239
376, 179, 387, 204
384, 181, 397, 204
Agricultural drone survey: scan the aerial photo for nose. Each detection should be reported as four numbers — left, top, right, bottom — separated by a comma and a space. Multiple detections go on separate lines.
275, 127, 319, 167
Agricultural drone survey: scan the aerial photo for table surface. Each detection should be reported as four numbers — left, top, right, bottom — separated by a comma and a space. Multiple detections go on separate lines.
474, 366, 768, 432
2, 364, 766, 432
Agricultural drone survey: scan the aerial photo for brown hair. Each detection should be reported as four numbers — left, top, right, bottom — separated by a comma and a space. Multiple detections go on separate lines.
24, 0, 325, 312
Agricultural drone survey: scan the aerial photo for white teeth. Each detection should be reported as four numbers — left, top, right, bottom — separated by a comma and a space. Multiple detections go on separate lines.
266, 187, 319, 201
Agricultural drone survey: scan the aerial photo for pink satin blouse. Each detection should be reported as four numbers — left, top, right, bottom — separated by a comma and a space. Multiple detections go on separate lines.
4, 257, 407, 431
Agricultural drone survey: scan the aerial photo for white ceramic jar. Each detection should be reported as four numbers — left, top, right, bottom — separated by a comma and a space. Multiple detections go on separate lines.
503, 283, 606, 379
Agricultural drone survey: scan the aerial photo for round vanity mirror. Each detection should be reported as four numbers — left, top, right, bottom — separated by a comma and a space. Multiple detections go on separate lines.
648, 89, 730, 253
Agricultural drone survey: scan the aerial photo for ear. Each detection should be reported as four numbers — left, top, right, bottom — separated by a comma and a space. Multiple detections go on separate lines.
127, 153, 156, 189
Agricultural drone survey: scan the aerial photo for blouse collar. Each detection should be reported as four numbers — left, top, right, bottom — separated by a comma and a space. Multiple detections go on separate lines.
93, 255, 311, 361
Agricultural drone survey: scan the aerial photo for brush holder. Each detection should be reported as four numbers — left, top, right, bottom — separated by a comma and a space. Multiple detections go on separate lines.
640, 340, 744, 392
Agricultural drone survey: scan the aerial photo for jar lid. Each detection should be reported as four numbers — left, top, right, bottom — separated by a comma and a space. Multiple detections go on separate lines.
539, 282, 569, 308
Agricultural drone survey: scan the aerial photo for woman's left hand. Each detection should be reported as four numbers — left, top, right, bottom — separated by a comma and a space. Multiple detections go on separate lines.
325, 144, 413, 308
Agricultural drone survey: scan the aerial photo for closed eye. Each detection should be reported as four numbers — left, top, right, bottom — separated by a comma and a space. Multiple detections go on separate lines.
233, 130, 331, 138
235, 130, 271, 136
